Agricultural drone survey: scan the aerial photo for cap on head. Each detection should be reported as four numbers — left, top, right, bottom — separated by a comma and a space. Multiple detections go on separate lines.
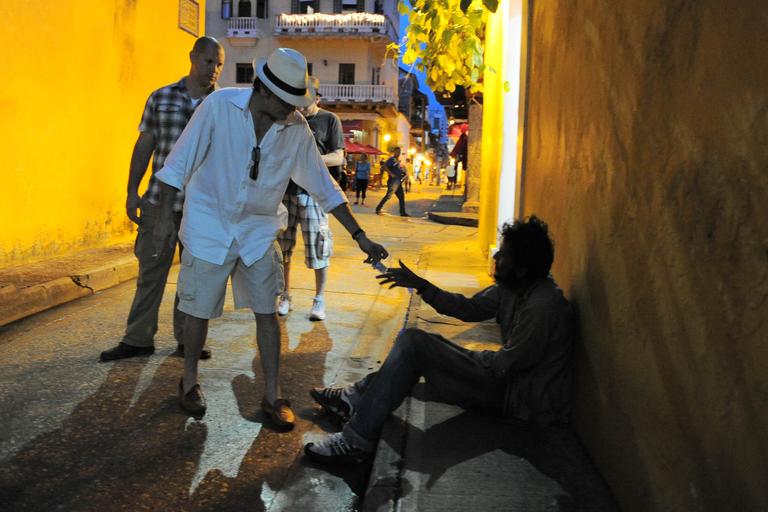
253, 48, 314, 107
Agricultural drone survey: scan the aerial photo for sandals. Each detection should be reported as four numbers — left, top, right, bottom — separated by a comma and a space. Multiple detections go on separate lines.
261, 397, 296, 431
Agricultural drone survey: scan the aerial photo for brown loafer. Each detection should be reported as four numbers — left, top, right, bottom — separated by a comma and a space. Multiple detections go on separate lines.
261, 397, 295, 431
179, 378, 206, 416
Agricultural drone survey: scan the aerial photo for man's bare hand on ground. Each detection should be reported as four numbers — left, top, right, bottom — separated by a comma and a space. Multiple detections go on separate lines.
126, 193, 141, 224
376, 260, 427, 291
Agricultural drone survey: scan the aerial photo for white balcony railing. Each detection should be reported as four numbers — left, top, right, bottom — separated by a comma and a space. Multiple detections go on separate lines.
227, 17, 262, 38
319, 84, 394, 104
275, 13, 388, 36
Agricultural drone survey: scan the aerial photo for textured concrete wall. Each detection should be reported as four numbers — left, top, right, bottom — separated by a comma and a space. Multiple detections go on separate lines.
0, 1, 203, 265
462, 102, 483, 213
523, 2, 768, 510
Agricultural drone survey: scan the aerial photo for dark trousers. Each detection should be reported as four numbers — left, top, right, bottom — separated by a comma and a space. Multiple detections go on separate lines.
375, 178, 407, 215
122, 198, 186, 348
342, 328, 505, 451
355, 178, 368, 201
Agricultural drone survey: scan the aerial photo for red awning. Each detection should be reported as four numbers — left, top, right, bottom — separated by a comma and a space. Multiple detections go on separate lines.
344, 140, 369, 153
361, 144, 384, 155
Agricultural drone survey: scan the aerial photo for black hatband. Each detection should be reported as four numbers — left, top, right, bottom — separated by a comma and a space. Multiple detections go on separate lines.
263, 63, 306, 96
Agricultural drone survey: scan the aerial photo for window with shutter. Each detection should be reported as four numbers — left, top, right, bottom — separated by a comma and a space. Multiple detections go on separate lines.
256, 0, 268, 18
291, 0, 299, 14
339, 63, 355, 84
238, 0, 252, 17
222, 0, 233, 18
333, 0, 342, 13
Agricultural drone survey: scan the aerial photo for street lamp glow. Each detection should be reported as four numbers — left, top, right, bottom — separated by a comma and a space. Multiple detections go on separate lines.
408, 147, 416, 155
383, 133, 391, 143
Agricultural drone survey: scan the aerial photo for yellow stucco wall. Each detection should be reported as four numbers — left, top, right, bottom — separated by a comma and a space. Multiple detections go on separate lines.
477, 6, 505, 254
0, 1, 204, 265
521, 1, 768, 510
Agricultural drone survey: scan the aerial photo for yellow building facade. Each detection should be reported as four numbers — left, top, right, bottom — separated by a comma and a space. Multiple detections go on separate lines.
0, 1, 205, 265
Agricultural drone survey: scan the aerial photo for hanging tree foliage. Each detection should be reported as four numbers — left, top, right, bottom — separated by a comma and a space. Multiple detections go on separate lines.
389, 0, 498, 96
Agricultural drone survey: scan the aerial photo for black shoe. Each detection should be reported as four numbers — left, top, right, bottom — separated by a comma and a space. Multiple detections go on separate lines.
172, 344, 212, 360
400, 212, 411, 217
100, 342, 154, 362
261, 397, 296, 431
304, 433, 371, 465
178, 378, 206, 416
375, 209, 382, 215
310, 387, 353, 423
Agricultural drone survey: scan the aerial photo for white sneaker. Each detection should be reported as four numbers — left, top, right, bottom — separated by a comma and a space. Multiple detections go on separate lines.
277, 294, 292, 316
309, 296, 326, 321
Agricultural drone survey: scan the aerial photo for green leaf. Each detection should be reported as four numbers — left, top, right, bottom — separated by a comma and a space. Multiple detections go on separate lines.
398, 1, 411, 15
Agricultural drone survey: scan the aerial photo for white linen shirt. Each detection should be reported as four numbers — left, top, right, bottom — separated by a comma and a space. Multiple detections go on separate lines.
155, 87, 347, 266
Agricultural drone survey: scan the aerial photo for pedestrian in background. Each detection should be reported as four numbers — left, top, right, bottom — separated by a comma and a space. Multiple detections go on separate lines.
403, 157, 413, 193
101, 36, 224, 362
277, 77, 344, 322
374, 147, 410, 217
354, 153, 371, 205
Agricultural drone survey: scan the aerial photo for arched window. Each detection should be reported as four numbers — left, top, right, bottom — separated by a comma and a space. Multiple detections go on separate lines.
238, 0, 252, 17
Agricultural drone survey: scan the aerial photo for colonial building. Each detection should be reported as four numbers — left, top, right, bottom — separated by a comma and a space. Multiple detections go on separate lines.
205, 0, 403, 151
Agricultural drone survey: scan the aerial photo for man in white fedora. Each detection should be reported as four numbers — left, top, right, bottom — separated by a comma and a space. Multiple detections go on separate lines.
150, 48, 388, 429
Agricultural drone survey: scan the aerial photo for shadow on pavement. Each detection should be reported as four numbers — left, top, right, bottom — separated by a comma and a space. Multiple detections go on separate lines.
0, 358, 208, 511
383, 390, 619, 511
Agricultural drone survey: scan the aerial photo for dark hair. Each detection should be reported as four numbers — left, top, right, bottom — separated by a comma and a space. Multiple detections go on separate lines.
500, 215, 554, 279
252, 76, 262, 92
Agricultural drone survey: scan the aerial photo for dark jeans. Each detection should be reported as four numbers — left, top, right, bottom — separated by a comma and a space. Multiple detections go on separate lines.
122, 198, 186, 348
355, 178, 368, 200
342, 328, 505, 451
375, 178, 407, 215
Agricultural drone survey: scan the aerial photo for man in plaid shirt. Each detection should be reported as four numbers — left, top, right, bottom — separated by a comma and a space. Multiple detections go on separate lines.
101, 37, 225, 362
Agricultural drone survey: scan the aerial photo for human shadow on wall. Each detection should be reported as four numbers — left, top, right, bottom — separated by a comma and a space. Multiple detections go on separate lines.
0, 357, 207, 511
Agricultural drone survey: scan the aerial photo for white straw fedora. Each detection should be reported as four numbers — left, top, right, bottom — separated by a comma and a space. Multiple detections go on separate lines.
253, 48, 314, 107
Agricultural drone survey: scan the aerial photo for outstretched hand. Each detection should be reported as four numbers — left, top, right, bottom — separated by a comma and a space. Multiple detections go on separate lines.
376, 260, 428, 291
357, 235, 388, 265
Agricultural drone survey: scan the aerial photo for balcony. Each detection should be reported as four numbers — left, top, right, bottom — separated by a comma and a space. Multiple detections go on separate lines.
319, 84, 394, 104
274, 13, 395, 41
226, 17, 263, 46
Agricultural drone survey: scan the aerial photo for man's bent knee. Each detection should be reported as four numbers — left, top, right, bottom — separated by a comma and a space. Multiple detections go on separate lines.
394, 328, 429, 352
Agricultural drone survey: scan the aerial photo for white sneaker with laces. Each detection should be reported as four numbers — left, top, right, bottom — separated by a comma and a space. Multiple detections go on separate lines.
309, 296, 326, 321
304, 432, 370, 464
277, 294, 292, 316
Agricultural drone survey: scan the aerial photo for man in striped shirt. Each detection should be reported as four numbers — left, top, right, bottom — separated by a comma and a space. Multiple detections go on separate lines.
100, 37, 225, 362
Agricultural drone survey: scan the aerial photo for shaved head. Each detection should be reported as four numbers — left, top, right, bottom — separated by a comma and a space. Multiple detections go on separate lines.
188, 37, 225, 90
191, 36, 222, 55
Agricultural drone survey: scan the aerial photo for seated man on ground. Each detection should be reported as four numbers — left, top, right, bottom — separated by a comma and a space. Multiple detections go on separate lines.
304, 215, 574, 463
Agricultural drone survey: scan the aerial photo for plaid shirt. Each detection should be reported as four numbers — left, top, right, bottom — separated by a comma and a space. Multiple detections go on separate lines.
141, 77, 214, 212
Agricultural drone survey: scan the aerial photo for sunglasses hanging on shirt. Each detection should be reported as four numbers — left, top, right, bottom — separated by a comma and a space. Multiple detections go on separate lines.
250, 146, 260, 181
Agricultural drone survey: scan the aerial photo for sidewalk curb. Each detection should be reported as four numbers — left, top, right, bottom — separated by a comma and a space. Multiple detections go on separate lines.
0, 257, 138, 327
427, 211, 479, 227
363, 256, 427, 512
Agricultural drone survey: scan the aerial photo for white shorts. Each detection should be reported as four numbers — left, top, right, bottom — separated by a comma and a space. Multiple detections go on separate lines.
176, 240, 284, 319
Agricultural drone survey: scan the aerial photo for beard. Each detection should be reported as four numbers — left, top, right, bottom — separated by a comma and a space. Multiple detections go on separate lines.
493, 265, 519, 290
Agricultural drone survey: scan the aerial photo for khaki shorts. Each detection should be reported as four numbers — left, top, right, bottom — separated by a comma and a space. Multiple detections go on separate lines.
176, 240, 284, 319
